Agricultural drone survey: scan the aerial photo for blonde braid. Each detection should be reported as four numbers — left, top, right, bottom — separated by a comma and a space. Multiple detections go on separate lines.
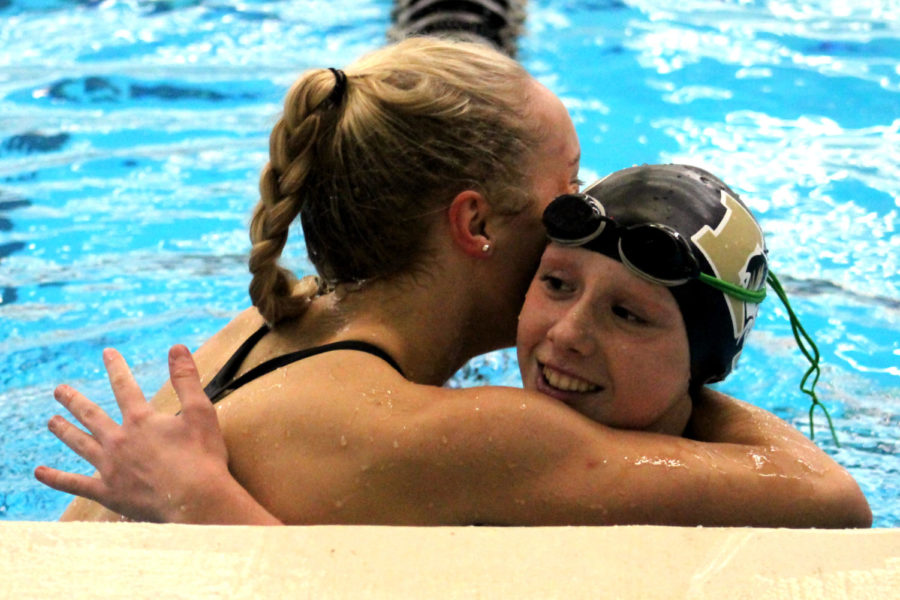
248, 72, 334, 325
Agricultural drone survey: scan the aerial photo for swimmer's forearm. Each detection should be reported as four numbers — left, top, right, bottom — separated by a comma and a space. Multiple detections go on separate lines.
686, 388, 872, 528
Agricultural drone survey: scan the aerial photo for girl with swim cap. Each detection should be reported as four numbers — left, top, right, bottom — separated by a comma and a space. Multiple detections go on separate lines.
520, 164, 832, 440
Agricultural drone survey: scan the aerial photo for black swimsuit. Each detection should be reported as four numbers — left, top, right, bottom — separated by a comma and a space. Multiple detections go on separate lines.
204, 324, 405, 403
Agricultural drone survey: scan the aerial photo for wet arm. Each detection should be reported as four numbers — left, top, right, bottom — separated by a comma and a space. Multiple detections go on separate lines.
685, 387, 872, 527
407, 385, 872, 528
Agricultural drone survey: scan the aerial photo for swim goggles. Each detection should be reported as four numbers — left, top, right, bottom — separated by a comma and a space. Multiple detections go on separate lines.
542, 193, 766, 304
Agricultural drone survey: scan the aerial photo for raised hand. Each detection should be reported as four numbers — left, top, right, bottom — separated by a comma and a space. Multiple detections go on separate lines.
35, 344, 230, 523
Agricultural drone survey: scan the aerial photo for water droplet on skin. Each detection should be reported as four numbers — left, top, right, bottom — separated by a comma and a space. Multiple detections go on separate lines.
392, 440, 399, 448
633, 456, 686, 468
340, 435, 348, 447
520, 403, 527, 410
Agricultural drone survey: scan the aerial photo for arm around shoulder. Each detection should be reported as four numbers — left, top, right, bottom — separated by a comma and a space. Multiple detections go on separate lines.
406, 384, 872, 528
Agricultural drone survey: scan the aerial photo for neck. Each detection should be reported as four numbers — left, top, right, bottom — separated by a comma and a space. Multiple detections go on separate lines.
310, 268, 513, 386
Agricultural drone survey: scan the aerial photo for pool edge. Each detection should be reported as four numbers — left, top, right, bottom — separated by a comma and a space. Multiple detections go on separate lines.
1, 521, 897, 598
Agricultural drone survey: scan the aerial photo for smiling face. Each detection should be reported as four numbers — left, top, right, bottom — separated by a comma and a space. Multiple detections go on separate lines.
516, 244, 693, 435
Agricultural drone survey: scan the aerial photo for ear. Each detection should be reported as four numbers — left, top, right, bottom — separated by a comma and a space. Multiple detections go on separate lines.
447, 190, 492, 258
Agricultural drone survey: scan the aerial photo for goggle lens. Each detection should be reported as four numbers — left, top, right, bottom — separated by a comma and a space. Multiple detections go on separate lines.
542, 193, 607, 246
617, 224, 699, 285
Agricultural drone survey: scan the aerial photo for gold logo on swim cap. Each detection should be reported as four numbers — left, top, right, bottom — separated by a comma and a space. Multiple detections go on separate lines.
691, 191, 767, 344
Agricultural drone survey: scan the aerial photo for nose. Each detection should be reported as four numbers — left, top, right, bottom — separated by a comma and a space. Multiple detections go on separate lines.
546, 302, 597, 357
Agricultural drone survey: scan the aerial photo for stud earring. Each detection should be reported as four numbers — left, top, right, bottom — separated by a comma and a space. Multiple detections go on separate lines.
481, 243, 491, 253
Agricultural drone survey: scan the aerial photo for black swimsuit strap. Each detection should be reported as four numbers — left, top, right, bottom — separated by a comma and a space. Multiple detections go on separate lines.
204, 324, 405, 404
203, 324, 271, 401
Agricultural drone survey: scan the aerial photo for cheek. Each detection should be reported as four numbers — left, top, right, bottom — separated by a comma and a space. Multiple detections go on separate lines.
664, 322, 692, 388
613, 333, 691, 421
516, 290, 549, 358
652, 348, 691, 398
505, 213, 548, 283
527, 168, 571, 217
645, 329, 690, 383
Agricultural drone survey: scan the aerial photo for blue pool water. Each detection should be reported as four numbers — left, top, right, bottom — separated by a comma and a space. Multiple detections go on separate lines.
0, 0, 897, 526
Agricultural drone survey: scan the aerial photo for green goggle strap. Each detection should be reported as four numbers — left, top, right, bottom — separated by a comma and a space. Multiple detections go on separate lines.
664, 264, 839, 445
766, 271, 840, 447
698, 272, 767, 303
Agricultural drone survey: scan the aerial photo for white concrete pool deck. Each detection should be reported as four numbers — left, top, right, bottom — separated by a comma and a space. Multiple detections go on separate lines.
1, 522, 898, 598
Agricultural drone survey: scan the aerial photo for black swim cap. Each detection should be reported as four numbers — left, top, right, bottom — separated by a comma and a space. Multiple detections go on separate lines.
579, 164, 768, 386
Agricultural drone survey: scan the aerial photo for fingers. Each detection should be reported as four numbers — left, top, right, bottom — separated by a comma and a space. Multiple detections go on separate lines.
102, 348, 148, 415
53, 384, 118, 445
168, 344, 212, 422
46, 414, 105, 467
34, 465, 106, 503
